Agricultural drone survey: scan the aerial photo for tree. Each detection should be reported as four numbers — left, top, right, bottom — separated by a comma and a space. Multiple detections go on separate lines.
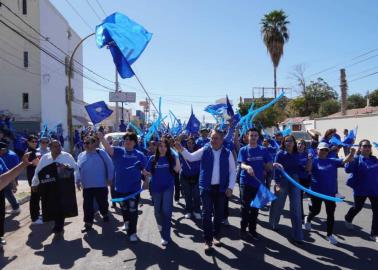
347, 94, 366, 109
318, 100, 340, 117
303, 78, 338, 115
286, 96, 307, 116
261, 10, 289, 98
369, 89, 378, 106
289, 64, 306, 95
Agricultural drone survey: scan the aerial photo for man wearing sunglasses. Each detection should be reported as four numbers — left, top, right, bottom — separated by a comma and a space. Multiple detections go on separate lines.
76, 136, 114, 233
37, 137, 50, 156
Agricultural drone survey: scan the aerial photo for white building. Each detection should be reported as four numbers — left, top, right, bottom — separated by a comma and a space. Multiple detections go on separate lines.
0, 0, 84, 137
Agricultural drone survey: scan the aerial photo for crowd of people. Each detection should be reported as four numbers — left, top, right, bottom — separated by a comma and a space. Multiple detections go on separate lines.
0, 123, 377, 255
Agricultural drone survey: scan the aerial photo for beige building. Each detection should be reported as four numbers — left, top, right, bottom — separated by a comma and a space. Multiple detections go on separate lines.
0, 0, 84, 135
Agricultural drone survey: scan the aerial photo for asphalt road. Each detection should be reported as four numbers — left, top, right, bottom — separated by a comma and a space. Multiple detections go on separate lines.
1, 170, 377, 270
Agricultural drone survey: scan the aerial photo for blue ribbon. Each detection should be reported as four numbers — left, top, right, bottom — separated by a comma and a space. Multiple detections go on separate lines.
278, 168, 343, 202
111, 188, 143, 202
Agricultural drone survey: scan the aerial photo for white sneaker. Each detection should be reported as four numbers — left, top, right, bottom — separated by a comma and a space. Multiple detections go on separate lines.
193, 212, 201, 220
157, 225, 162, 232
327, 234, 338, 245
184, 213, 192, 219
129, 233, 138, 242
32, 217, 43, 225
304, 216, 311, 231
11, 208, 21, 215
123, 221, 129, 231
161, 239, 168, 246
335, 193, 345, 199
370, 235, 378, 243
345, 220, 354, 230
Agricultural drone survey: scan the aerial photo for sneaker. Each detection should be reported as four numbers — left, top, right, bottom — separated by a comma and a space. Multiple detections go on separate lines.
335, 193, 345, 199
129, 234, 138, 242
184, 213, 192, 219
370, 235, 378, 243
157, 225, 162, 232
32, 217, 43, 225
123, 221, 129, 231
161, 239, 169, 246
103, 215, 109, 222
204, 242, 213, 253
10, 208, 21, 215
213, 237, 222, 247
326, 234, 338, 245
0, 237, 6, 245
345, 220, 354, 230
222, 219, 230, 226
193, 212, 201, 220
304, 216, 311, 231
81, 225, 93, 233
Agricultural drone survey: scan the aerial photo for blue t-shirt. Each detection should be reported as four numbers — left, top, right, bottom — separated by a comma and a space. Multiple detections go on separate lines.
238, 145, 272, 187
274, 150, 302, 183
112, 147, 146, 193
147, 156, 175, 193
0, 158, 9, 175
297, 151, 309, 180
180, 153, 200, 177
311, 157, 343, 196
0, 150, 19, 170
345, 156, 378, 196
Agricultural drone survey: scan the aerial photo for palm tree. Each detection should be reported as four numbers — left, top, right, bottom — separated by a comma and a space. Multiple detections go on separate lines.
261, 10, 289, 98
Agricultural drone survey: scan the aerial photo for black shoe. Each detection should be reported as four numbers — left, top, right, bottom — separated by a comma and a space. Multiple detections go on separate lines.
240, 230, 249, 240
249, 231, 260, 241
213, 237, 222, 247
103, 215, 109, 222
81, 225, 93, 233
0, 237, 6, 245
204, 242, 213, 254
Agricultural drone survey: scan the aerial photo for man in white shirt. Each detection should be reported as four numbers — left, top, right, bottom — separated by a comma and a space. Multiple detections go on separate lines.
175, 129, 236, 253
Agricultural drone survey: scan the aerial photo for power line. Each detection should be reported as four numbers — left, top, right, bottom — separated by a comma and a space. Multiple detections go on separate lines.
94, 0, 107, 17
85, 0, 102, 21
63, 0, 93, 32
0, 55, 41, 76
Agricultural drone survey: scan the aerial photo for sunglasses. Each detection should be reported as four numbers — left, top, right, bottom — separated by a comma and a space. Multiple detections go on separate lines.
285, 140, 294, 143
29, 140, 38, 143
361, 145, 372, 148
319, 148, 329, 152
83, 141, 93, 145
41, 141, 49, 144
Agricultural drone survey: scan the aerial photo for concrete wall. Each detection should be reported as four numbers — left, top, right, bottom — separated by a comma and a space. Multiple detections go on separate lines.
39, 0, 83, 138
0, 0, 41, 123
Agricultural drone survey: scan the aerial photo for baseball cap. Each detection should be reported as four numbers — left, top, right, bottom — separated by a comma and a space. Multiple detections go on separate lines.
317, 142, 329, 150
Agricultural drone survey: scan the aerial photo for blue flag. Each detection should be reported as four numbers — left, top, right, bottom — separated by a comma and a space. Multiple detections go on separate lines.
185, 109, 200, 135
85, 101, 113, 125
204, 103, 228, 116
373, 142, 378, 150
250, 183, 277, 208
226, 95, 234, 117
343, 127, 357, 144
96, 12, 152, 78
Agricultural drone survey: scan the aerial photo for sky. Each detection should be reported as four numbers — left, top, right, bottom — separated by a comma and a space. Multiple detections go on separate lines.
49, 0, 378, 123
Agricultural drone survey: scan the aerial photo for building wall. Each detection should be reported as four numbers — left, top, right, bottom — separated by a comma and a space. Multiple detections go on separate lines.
0, 0, 41, 126
315, 114, 378, 154
39, 0, 83, 137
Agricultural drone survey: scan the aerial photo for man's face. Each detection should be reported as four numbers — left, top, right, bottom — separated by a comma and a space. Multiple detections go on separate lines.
40, 139, 49, 148
28, 138, 38, 149
210, 131, 223, 150
123, 137, 136, 150
83, 138, 96, 151
50, 141, 62, 156
248, 131, 259, 145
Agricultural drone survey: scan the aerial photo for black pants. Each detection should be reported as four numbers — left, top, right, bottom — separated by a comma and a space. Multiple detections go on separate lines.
224, 197, 229, 220
240, 185, 259, 233
307, 197, 336, 236
28, 178, 42, 222
53, 216, 65, 233
174, 172, 181, 201
0, 190, 5, 237
116, 191, 140, 235
83, 187, 109, 225
345, 195, 378, 236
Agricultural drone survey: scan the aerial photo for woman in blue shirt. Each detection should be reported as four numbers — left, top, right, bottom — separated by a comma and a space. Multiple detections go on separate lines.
297, 139, 311, 222
146, 138, 180, 246
269, 135, 310, 244
304, 142, 355, 245
344, 139, 378, 242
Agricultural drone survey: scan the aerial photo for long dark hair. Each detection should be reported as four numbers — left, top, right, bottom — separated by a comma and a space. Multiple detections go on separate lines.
151, 138, 175, 175
357, 139, 376, 159
280, 135, 298, 153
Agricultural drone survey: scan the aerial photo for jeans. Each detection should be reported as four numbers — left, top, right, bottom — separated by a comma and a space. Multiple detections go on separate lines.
152, 187, 174, 241
345, 195, 378, 236
0, 190, 5, 237
180, 175, 200, 213
174, 172, 181, 201
240, 185, 259, 233
307, 197, 336, 236
116, 191, 140, 236
83, 187, 109, 225
200, 185, 225, 243
299, 177, 310, 221
4, 183, 19, 210
269, 178, 303, 241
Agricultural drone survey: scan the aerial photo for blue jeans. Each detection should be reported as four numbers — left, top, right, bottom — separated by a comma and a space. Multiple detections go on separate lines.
4, 183, 19, 210
200, 185, 225, 243
269, 178, 303, 241
180, 174, 200, 213
152, 187, 174, 241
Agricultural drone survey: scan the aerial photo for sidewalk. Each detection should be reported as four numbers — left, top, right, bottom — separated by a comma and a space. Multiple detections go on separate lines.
5, 179, 30, 211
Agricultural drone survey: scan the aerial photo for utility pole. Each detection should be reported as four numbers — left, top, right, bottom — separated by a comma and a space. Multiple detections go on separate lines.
115, 69, 119, 130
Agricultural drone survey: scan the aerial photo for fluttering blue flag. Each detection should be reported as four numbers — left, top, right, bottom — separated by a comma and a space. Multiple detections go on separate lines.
373, 142, 378, 150
85, 101, 113, 125
329, 135, 348, 147
343, 126, 357, 144
96, 12, 152, 78
251, 183, 277, 208
281, 127, 292, 137
226, 95, 234, 117
185, 109, 201, 135
204, 103, 228, 116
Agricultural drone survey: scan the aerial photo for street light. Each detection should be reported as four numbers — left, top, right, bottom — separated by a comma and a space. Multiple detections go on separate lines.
67, 33, 95, 154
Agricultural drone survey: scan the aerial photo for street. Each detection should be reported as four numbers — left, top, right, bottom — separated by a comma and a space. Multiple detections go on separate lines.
1, 170, 377, 270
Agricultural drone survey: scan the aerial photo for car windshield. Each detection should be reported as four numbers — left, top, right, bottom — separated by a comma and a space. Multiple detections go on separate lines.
292, 132, 311, 140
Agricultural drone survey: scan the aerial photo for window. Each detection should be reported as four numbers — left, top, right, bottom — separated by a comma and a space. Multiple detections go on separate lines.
22, 0, 27, 15
23, 51, 29, 68
22, 93, 29, 109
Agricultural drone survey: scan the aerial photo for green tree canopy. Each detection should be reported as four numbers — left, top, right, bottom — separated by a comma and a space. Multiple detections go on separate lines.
318, 99, 340, 117
369, 89, 378, 106
347, 94, 366, 109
